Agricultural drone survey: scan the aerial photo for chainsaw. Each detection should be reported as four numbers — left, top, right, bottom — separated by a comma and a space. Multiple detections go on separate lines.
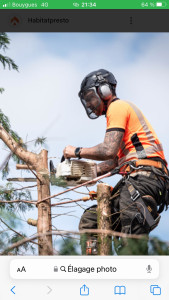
49, 156, 97, 187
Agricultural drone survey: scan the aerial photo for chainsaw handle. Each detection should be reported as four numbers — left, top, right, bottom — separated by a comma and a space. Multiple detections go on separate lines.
61, 155, 71, 163
61, 155, 65, 163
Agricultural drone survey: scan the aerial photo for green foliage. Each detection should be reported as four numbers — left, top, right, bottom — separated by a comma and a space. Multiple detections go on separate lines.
0, 55, 18, 71
0, 230, 9, 250
0, 182, 33, 213
0, 32, 18, 71
6, 233, 35, 255
0, 109, 25, 145
149, 237, 169, 255
79, 235, 169, 255
50, 175, 67, 187
59, 238, 79, 255
0, 32, 20, 177
1, 161, 10, 180
1, 231, 35, 255
0, 209, 22, 254
34, 137, 47, 147
0, 183, 35, 255
114, 237, 148, 255
113, 236, 169, 255
0, 109, 11, 132
80, 233, 88, 255
0, 32, 10, 51
0, 209, 19, 229
0, 33, 37, 255
0, 108, 27, 178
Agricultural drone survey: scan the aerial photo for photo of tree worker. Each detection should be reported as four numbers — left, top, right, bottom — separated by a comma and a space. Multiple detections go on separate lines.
63, 69, 169, 255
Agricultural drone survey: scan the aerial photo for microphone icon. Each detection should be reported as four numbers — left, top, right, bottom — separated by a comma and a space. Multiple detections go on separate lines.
146, 265, 152, 273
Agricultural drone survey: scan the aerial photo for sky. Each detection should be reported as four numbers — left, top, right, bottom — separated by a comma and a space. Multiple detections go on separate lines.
0, 32, 169, 252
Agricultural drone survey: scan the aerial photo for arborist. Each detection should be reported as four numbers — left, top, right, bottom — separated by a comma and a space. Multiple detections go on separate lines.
63, 69, 169, 254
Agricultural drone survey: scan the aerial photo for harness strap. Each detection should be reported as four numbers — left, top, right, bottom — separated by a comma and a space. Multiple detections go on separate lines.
125, 179, 160, 231
135, 159, 168, 175
120, 159, 168, 175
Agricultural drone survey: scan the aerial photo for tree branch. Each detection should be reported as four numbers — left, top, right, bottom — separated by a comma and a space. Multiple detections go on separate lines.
0, 218, 40, 247
51, 196, 91, 207
2, 184, 37, 193
0, 124, 38, 169
0, 199, 37, 204
0, 229, 148, 255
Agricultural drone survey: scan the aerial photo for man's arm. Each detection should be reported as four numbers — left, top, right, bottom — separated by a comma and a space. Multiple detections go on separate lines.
63, 130, 124, 161
80, 130, 124, 160
97, 156, 118, 176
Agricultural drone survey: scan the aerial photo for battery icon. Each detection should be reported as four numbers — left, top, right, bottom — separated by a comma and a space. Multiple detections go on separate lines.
156, 2, 167, 6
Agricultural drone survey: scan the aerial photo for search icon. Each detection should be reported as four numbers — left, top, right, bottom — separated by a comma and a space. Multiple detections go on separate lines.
60, 266, 66, 272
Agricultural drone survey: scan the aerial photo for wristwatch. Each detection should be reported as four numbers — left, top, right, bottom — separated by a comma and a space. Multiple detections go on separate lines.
75, 147, 82, 159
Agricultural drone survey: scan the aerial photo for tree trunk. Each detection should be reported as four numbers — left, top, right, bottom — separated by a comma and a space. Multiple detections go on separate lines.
0, 125, 53, 255
97, 183, 112, 255
36, 150, 53, 255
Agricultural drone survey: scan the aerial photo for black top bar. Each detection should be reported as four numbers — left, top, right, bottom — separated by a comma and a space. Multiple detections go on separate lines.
0, 10, 168, 32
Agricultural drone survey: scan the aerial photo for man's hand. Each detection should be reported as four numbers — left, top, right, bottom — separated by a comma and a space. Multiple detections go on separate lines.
63, 145, 76, 159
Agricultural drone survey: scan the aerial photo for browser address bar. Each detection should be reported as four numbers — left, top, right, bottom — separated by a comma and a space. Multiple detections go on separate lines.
10, 258, 159, 280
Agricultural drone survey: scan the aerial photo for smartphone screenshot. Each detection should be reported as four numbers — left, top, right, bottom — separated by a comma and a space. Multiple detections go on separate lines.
0, 1, 169, 299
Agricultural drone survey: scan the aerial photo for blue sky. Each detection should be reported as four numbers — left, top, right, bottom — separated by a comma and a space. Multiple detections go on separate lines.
0, 32, 169, 252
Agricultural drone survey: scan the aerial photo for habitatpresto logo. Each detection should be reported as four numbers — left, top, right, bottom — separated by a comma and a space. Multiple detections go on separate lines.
27, 17, 70, 24
9, 15, 22, 27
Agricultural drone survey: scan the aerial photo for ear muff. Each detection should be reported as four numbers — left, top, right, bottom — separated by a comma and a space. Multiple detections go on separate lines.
97, 83, 112, 100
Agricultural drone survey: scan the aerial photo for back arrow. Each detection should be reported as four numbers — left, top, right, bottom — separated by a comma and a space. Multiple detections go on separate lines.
11, 286, 16, 294
47, 286, 52, 295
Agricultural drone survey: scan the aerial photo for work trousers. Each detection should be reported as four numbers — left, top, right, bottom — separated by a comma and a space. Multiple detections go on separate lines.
79, 171, 166, 254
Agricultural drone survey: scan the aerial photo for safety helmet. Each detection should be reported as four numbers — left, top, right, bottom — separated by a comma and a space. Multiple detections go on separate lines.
78, 69, 117, 119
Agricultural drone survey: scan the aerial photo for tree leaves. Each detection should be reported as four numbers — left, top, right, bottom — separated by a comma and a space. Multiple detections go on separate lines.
0, 32, 10, 51
113, 236, 169, 255
0, 109, 25, 178
0, 183, 33, 212
0, 32, 18, 71
34, 137, 47, 147
0, 54, 18, 71
59, 238, 79, 255
0, 184, 35, 254
0, 33, 37, 255
0, 109, 11, 132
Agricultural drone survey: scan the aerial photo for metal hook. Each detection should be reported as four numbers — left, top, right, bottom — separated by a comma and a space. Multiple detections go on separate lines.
130, 164, 143, 170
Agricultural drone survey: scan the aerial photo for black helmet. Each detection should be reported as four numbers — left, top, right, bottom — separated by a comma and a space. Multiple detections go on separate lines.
78, 69, 117, 119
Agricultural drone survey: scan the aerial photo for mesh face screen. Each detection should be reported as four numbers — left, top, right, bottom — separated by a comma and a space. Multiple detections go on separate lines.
80, 88, 101, 119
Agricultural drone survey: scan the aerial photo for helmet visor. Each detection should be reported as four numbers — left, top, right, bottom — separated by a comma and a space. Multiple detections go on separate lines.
79, 88, 101, 119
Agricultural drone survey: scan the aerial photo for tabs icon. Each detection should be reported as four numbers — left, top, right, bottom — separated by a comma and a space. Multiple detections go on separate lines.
150, 285, 161, 295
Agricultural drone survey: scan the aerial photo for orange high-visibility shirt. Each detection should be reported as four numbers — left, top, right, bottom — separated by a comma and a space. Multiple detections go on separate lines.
106, 99, 167, 166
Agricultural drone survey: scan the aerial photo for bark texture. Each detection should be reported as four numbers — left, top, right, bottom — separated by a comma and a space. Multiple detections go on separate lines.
36, 150, 53, 255
97, 183, 112, 255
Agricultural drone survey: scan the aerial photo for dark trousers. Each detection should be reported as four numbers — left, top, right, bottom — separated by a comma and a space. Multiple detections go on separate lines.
79, 172, 166, 254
